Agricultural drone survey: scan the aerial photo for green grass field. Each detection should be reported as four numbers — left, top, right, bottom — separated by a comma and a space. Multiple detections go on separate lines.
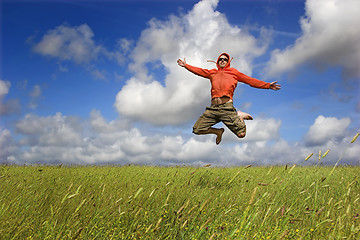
0, 165, 359, 239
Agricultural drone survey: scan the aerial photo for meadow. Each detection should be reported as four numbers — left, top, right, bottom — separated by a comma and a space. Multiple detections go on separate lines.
0, 164, 359, 239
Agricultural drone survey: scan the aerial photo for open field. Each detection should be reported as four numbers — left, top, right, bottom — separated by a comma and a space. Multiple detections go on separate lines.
0, 165, 359, 239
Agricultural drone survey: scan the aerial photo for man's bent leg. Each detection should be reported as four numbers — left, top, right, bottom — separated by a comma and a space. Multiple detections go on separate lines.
194, 127, 225, 145
193, 108, 222, 144
221, 109, 247, 139
236, 112, 250, 138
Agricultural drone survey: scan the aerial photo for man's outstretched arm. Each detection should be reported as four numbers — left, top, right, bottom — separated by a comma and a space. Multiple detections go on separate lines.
177, 58, 212, 79
236, 71, 281, 91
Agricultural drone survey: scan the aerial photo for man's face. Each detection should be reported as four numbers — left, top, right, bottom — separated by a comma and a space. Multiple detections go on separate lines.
218, 55, 228, 68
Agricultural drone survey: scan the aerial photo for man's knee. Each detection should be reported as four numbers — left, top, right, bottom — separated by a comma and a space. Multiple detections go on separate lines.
237, 132, 246, 138
193, 128, 202, 135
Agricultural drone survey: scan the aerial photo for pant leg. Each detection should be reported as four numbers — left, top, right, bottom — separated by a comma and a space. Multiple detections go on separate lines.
219, 103, 246, 136
192, 107, 220, 134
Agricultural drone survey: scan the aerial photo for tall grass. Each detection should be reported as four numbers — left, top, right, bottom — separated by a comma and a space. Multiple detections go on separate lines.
0, 164, 359, 239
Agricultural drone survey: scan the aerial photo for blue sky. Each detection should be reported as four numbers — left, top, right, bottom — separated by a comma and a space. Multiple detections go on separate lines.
1, 0, 359, 165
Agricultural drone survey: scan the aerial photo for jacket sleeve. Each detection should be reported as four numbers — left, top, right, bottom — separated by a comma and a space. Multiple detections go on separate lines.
185, 64, 212, 79
235, 70, 270, 89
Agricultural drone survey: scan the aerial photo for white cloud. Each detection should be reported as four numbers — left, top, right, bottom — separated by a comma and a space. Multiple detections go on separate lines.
29, 85, 42, 98
114, 0, 270, 126
32, 23, 104, 64
89, 109, 130, 134
15, 113, 83, 147
0, 80, 10, 98
0, 128, 16, 163
225, 139, 294, 166
221, 117, 281, 144
28, 85, 42, 109
266, 0, 360, 79
118, 38, 133, 54
0, 99, 21, 116
246, 118, 281, 141
91, 69, 107, 80
4, 110, 357, 166
304, 115, 351, 146
0, 80, 20, 116
113, 38, 134, 65
31, 24, 136, 68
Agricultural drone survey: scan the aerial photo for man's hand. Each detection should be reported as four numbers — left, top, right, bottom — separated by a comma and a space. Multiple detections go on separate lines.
177, 58, 186, 67
269, 81, 281, 91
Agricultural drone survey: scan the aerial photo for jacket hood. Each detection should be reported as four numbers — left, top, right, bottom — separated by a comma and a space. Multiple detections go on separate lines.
216, 53, 231, 69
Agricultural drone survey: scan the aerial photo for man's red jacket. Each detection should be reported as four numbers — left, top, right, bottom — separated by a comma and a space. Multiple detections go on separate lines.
184, 53, 270, 100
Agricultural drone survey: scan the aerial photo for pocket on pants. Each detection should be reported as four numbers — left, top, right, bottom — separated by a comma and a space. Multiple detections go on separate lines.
193, 113, 217, 133
226, 115, 246, 135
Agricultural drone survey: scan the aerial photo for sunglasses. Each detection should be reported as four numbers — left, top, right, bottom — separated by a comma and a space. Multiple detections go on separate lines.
218, 58, 228, 62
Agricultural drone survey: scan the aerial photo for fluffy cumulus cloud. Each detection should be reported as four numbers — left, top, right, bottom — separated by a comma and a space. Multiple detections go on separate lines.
304, 115, 351, 146
6, 111, 203, 164
0, 80, 10, 113
266, 0, 360, 79
221, 117, 281, 144
3, 110, 358, 166
114, 0, 270, 125
0, 80, 20, 116
0, 128, 15, 163
32, 24, 104, 64
0, 80, 10, 98
15, 113, 83, 148
0, 80, 17, 160
31, 23, 133, 69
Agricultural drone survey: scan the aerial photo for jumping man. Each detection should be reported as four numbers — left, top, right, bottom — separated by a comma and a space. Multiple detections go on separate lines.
177, 53, 281, 144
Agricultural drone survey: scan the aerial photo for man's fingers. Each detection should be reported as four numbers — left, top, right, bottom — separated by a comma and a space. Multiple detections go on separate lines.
270, 81, 281, 91
177, 58, 186, 67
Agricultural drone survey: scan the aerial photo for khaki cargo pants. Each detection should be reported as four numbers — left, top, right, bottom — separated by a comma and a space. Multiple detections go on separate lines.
193, 102, 246, 137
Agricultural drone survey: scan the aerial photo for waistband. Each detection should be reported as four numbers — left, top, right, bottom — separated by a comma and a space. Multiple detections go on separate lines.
211, 97, 232, 105
209, 101, 234, 108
